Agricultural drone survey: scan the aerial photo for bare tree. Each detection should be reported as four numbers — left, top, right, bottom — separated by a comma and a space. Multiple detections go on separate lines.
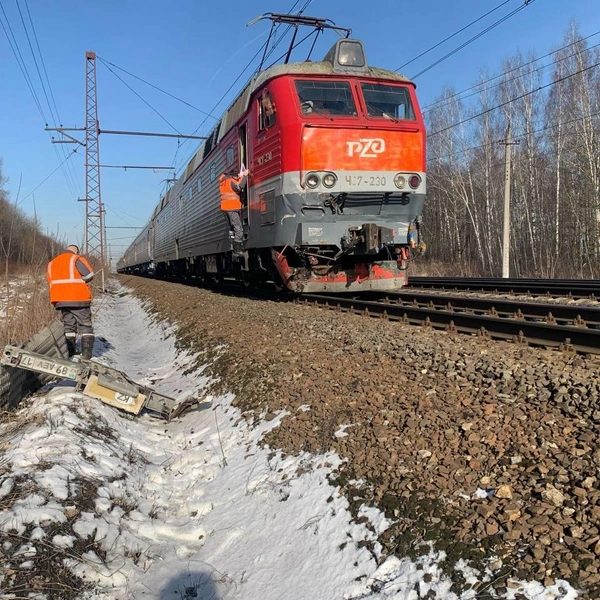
421, 21, 600, 278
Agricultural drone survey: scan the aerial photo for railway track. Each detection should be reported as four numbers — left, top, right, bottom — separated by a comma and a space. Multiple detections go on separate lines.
297, 291, 600, 355
124, 274, 600, 354
367, 289, 600, 326
409, 276, 600, 299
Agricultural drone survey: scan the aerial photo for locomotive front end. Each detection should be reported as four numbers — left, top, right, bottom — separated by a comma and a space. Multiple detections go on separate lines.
270, 39, 426, 293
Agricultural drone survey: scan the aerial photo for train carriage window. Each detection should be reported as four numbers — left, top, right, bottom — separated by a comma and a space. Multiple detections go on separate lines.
296, 80, 357, 116
258, 90, 276, 131
360, 83, 416, 121
197, 177, 202, 194
210, 164, 217, 182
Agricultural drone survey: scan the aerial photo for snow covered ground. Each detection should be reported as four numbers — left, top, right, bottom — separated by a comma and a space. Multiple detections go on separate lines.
0, 283, 579, 599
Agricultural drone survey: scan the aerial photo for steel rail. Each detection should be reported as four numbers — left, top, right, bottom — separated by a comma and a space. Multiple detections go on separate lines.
298, 293, 600, 354
409, 277, 600, 298
359, 291, 600, 326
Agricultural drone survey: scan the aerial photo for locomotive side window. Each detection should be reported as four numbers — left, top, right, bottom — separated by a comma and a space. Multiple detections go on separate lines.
204, 120, 221, 156
226, 145, 235, 166
258, 90, 276, 131
360, 83, 416, 121
296, 80, 357, 116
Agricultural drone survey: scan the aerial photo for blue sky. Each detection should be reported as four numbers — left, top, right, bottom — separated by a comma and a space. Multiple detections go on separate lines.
0, 0, 598, 258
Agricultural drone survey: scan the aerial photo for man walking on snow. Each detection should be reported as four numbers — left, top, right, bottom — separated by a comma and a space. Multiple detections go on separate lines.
46, 244, 95, 360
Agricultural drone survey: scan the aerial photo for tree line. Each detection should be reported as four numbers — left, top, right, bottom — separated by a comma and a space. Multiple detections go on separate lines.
0, 160, 63, 272
422, 22, 600, 278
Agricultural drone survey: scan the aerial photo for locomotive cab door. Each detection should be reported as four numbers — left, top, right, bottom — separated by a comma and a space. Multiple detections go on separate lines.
239, 123, 249, 236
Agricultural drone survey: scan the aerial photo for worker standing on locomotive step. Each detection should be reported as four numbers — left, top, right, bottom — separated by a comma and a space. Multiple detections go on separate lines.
219, 167, 249, 257
46, 244, 95, 360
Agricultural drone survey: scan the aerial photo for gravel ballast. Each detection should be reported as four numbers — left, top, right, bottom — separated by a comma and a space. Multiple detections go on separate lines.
117, 275, 600, 597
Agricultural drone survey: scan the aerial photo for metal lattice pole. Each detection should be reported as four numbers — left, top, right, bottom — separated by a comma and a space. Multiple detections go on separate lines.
84, 51, 103, 261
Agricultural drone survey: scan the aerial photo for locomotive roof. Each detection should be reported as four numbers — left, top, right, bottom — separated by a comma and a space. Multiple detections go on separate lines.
252, 60, 412, 90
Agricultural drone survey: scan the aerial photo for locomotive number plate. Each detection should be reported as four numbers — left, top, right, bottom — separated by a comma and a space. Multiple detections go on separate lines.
344, 175, 387, 187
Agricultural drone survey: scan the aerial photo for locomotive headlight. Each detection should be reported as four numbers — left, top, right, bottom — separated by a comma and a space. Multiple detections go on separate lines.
306, 173, 320, 188
394, 174, 406, 189
409, 174, 421, 189
322, 173, 337, 188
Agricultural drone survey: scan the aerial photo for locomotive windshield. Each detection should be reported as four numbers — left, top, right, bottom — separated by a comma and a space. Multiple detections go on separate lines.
360, 83, 416, 121
296, 80, 357, 116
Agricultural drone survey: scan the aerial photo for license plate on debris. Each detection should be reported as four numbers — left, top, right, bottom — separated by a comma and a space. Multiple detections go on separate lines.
17, 353, 80, 380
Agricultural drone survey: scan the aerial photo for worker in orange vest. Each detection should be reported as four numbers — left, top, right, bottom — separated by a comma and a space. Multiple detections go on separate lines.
219, 168, 248, 257
46, 244, 95, 359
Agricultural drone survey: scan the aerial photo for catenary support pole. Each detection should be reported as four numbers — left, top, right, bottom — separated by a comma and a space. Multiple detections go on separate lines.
499, 123, 518, 278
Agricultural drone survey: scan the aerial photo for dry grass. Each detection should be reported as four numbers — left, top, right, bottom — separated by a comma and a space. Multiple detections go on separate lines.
1, 263, 56, 347
409, 257, 485, 277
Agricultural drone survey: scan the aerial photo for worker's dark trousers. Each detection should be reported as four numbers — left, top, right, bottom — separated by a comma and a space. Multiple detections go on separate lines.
225, 211, 243, 243
59, 307, 94, 337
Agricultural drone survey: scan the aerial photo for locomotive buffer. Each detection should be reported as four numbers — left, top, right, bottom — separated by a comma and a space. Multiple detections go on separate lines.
1, 345, 203, 420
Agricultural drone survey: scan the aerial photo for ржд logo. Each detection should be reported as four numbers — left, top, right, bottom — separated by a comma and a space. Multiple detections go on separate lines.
346, 138, 386, 158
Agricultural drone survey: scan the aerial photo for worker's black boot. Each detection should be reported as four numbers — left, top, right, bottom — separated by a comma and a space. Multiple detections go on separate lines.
81, 335, 95, 360
65, 336, 77, 358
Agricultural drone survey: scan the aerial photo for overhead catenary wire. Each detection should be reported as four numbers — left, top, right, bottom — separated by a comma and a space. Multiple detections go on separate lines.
411, 0, 536, 80
99, 60, 184, 135
427, 110, 600, 164
261, 26, 324, 72
0, 0, 46, 121
395, 0, 514, 72
14, 0, 56, 124
17, 149, 79, 205
0, 0, 81, 204
2, 0, 78, 200
22, 0, 83, 198
428, 58, 600, 137
96, 56, 217, 121
102, 202, 146, 227
422, 29, 600, 114
17, 0, 81, 200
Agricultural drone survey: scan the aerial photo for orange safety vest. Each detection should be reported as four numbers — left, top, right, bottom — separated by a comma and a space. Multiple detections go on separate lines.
46, 252, 93, 305
219, 175, 242, 211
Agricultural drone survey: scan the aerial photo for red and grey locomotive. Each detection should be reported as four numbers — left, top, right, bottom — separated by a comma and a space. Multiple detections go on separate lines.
117, 14, 426, 292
